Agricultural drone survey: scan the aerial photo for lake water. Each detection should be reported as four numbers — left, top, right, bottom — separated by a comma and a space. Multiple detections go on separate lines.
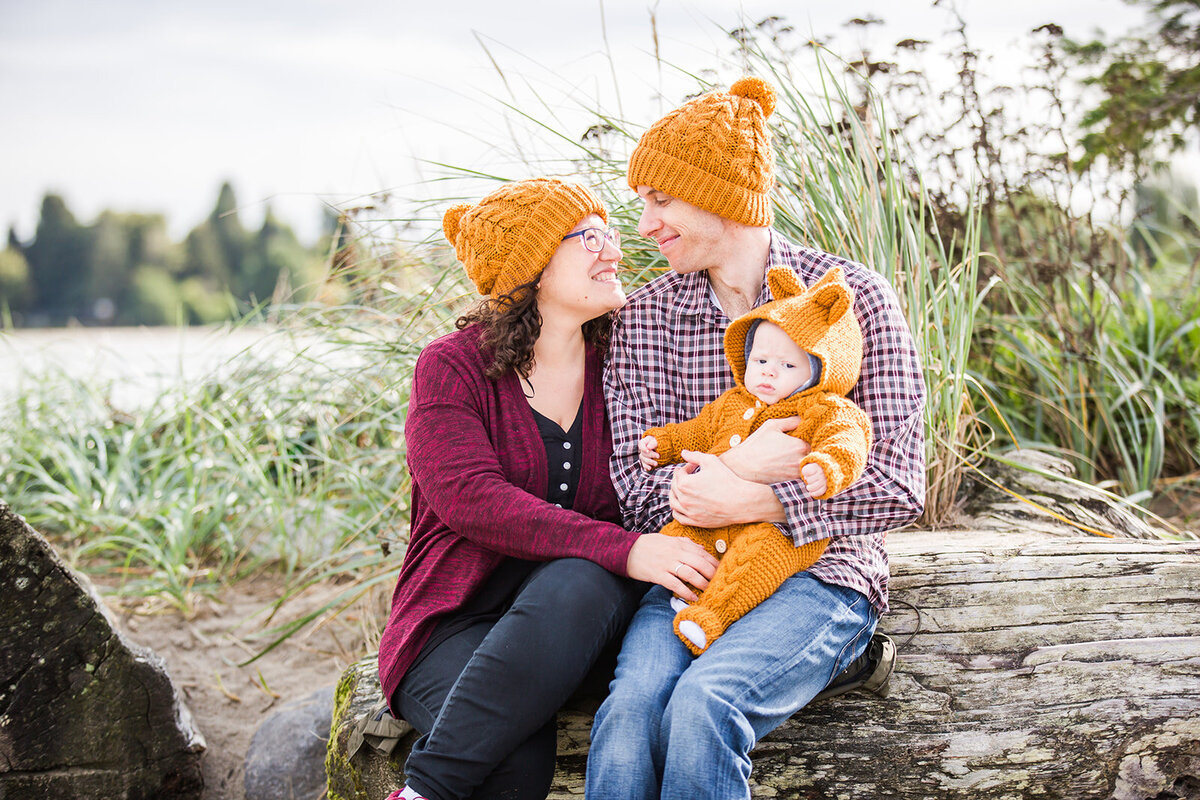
0, 325, 298, 409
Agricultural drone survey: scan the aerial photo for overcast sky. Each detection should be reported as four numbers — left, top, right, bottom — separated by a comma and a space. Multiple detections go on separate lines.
0, 0, 1163, 244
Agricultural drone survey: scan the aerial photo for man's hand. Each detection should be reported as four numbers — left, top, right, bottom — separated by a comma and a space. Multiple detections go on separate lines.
669, 451, 787, 527
720, 417, 811, 483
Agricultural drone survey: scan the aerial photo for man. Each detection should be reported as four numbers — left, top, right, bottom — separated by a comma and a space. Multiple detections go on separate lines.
586, 77, 926, 800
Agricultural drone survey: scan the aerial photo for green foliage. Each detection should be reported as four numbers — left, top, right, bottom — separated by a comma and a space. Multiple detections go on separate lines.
179, 276, 236, 324
0, 247, 33, 314
804, 2, 1200, 501
24, 194, 92, 320
1064, 0, 1200, 173
125, 266, 183, 326
12, 184, 326, 326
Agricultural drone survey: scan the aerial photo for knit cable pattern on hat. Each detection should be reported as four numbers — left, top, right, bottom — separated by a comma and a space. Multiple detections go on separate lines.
627, 77, 776, 226
443, 178, 606, 298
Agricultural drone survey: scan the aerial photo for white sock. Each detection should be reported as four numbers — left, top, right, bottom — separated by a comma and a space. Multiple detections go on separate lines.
678, 619, 707, 650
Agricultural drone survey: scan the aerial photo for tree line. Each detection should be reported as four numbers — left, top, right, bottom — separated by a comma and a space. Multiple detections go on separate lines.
0, 182, 330, 327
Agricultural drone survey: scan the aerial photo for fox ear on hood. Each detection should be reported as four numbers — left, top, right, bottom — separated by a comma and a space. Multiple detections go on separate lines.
810, 267, 853, 324
767, 266, 804, 299
812, 284, 851, 323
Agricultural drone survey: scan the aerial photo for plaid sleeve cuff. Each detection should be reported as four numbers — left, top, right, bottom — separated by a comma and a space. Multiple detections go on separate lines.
771, 480, 828, 545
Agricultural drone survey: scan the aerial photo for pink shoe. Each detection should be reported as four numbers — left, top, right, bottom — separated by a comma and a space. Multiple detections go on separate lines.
385, 789, 428, 800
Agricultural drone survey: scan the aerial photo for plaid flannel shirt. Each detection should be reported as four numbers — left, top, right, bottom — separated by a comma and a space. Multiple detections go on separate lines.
604, 231, 926, 613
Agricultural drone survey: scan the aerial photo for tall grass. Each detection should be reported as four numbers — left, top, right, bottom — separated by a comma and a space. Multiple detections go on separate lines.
2, 316, 413, 610
746, 47, 994, 525
977, 234, 1200, 502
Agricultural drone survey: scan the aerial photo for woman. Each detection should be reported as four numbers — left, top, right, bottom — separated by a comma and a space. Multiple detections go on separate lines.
378, 178, 719, 800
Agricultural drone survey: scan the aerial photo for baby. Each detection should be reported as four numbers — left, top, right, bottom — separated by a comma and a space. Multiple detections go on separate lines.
639, 265, 873, 655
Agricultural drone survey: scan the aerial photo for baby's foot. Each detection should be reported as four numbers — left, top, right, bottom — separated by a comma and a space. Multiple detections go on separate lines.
677, 619, 707, 651
670, 596, 688, 613
673, 603, 724, 656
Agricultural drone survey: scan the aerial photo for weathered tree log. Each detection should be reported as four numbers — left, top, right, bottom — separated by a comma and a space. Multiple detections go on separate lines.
955, 450, 1170, 541
327, 527, 1200, 799
0, 502, 205, 800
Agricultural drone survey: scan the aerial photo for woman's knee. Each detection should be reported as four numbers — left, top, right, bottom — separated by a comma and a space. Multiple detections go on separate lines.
528, 558, 639, 619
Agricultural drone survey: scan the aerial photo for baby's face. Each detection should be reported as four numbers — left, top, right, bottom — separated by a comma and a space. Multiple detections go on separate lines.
743, 322, 812, 405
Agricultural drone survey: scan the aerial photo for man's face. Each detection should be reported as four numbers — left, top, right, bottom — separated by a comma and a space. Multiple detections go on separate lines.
635, 186, 730, 275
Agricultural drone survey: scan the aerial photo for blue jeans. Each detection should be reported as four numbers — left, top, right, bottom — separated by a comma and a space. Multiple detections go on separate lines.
585, 572, 877, 800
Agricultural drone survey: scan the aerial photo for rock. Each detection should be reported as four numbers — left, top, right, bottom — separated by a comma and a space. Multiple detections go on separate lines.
244, 685, 335, 800
326, 659, 404, 800
0, 501, 205, 799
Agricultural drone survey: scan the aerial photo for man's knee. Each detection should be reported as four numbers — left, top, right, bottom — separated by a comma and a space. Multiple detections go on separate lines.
660, 675, 755, 769
669, 671, 750, 732
592, 686, 666, 775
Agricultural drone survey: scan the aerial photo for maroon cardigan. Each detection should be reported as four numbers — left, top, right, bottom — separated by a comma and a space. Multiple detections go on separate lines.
377, 325, 640, 706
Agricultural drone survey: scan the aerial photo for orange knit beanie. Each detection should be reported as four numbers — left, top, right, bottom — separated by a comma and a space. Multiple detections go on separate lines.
443, 178, 607, 298
627, 77, 776, 227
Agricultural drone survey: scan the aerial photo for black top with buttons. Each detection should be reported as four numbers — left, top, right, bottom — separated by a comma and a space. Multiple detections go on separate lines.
411, 402, 586, 669
531, 404, 584, 509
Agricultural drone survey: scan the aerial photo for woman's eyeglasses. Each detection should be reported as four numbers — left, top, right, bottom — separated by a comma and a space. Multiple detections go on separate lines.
561, 226, 621, 253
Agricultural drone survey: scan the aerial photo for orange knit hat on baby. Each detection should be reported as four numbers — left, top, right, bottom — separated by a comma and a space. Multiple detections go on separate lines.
627, 77, 777, 227
443, 178, 607, 298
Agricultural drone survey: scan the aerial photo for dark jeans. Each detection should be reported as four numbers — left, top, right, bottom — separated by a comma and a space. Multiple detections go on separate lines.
391, 558, 645, 800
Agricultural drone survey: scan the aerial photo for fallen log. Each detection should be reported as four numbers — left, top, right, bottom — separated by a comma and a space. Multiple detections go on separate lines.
327, 527, 1200, 799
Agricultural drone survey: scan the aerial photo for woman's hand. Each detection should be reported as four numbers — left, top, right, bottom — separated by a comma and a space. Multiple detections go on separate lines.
625, 533, 720, 602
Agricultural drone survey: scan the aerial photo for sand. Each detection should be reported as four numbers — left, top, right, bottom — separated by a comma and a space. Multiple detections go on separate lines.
100, 574, 389, 800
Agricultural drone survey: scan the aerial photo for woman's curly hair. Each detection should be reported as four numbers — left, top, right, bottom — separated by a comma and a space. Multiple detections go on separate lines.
456, 277, 614, 381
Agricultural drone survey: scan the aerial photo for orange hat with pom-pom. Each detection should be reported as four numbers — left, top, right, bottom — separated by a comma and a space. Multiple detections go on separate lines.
443, 178, 607, 298
627, 77, 777, 227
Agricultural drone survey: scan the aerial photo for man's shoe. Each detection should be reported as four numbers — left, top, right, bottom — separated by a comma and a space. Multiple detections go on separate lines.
813, 632, 896, 703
